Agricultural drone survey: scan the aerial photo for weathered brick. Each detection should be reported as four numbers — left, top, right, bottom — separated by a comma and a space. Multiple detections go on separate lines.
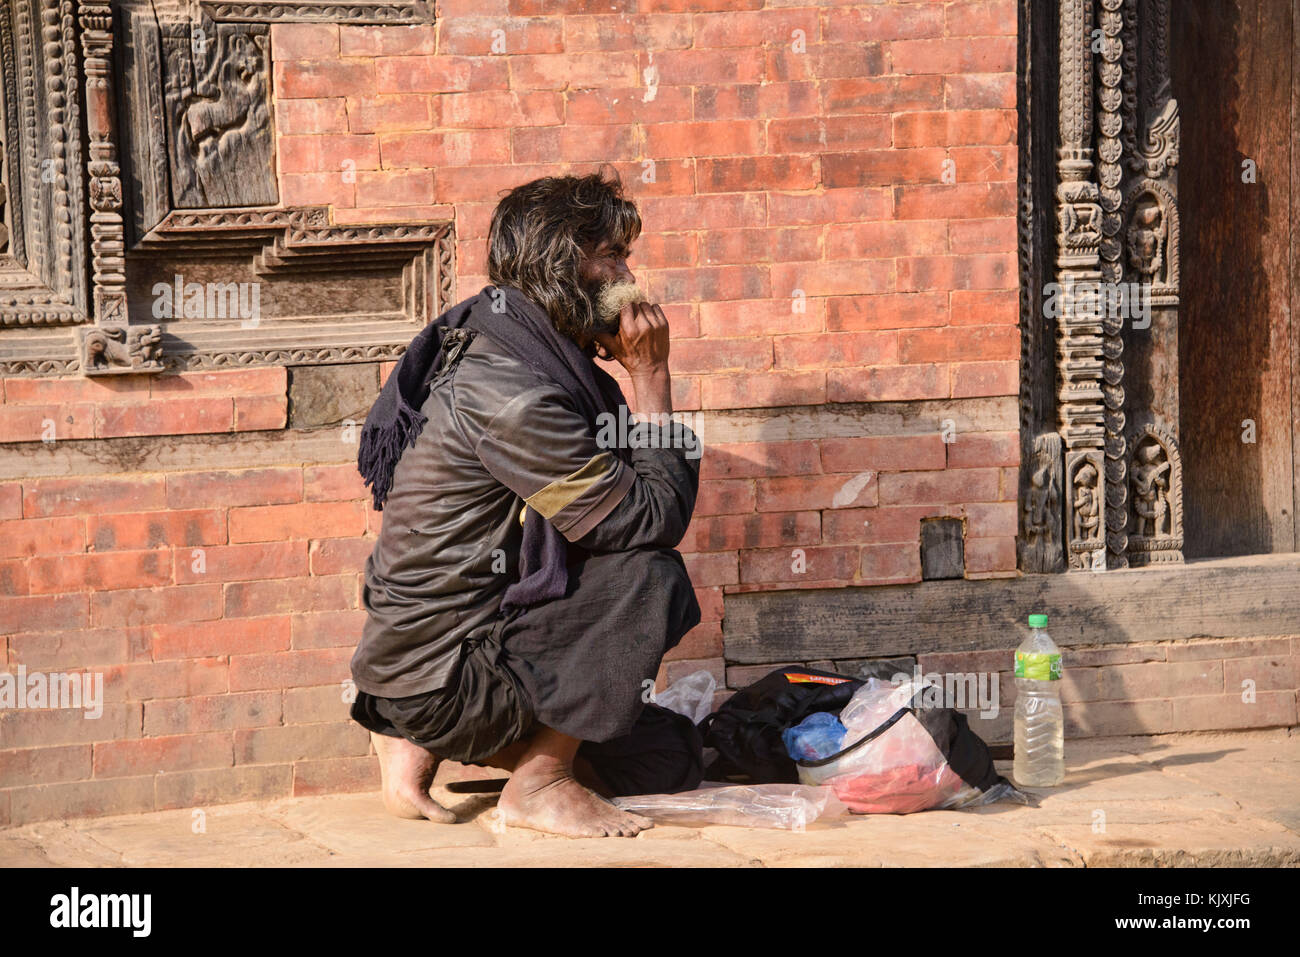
154, 765, 292, 811
860, 543, 922, 583
234, 721, 370, 764
700, 440, 821, 480
0, 744, 91, 788
290, 609, 368, 650
224, 576, 357, 619
229, 502, 367, 543
757, 473, 877, 512
284, 684, 353, 725
822, 435, 947, 473
0, 704, 132, 748
829, 364, 946, 402
700, 371, 826, 409
693, 479, 756, 516
228, 647, 353, 692
293, 754, 380, 796
98, 397, 244, 439
89, 584, 221, 629
1166, 637, 1294, 662
8, 626, 147, 669
679, 511, 820, 553
879, 468, 1002, 505
143, 692, 282, 736
28, 550, 172, 594
0, 517, 84, 558
1061, 660, 1223, 704
339, 23, 438, 56
1170, 692, 1297, 732
1063, 698, 1175, 737
1222, 655, 1298, 693
8, 776, 155, 825
24, 476, 165, 519
88, 509, 226, 552
166, 469, 302, 509
739, 545, 859, 585
93, 732, 233, 778
174, 541, 309, 585
102, 658, 229, 702
152, 616, 291, 660
1, 593, 89, 636
681, 551, 739, 587
964, 536, 1015, 573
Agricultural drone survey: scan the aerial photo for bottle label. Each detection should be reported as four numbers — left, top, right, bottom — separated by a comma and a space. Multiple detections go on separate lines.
1015, 652, 1061, 680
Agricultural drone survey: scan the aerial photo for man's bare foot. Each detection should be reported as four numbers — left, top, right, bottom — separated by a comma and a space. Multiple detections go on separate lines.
498, 756, 653, 838
371, 732, 456, 823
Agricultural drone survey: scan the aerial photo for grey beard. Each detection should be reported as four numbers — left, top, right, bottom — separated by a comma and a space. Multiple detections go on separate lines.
593, 279, 649, 325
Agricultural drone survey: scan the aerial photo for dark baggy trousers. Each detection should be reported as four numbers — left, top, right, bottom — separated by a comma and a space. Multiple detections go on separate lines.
350, 546, 704, 797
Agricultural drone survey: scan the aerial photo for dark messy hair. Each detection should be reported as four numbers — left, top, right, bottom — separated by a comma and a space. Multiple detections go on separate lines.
487, 167, 642, 343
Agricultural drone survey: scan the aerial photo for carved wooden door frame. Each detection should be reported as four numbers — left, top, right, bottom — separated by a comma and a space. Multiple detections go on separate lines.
1018, 0, 1184, 573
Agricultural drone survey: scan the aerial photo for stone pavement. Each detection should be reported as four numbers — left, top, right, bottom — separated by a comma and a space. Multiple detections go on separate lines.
2, 728, 1298, 867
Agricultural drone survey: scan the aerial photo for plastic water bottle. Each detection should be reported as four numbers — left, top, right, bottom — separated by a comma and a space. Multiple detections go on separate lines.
1013, 613, 1064, 786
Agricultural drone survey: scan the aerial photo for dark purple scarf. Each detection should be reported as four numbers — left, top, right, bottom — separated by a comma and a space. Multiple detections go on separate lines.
358, 285, 631, 613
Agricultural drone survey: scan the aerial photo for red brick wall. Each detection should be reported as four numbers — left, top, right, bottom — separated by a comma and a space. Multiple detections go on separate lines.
0, 0, 1165, 825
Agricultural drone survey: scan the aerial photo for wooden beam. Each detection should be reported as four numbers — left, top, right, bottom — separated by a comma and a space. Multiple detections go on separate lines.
722, 554, 1300, 663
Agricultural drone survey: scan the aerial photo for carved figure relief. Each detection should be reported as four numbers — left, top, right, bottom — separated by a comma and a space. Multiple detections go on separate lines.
1122, 179, 1179, 301
162, 17, 275, 208
1021, 432, 1065, 572
80, 324, 163, 374
1126, 425, 1183, 564
1072, 460, 1101, 541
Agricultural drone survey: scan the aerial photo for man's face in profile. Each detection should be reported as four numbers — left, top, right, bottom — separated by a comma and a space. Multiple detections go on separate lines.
578, 238, 647, 337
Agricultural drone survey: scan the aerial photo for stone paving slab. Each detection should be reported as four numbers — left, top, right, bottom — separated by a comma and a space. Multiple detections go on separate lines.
1, 728, 1297, 868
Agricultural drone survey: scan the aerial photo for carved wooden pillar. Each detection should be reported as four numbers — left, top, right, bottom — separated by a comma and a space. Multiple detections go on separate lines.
1055, 0, 1109, 571
78, 0, 162, 373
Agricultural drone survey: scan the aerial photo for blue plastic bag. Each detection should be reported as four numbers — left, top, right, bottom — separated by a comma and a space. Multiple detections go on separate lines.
782, 712, 847, 762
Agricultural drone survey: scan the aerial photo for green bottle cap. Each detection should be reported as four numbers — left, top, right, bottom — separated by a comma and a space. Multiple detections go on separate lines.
1028, 614, 1048, 628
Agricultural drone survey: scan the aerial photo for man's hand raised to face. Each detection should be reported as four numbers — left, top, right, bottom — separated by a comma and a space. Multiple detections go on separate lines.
594, 301, 673, 418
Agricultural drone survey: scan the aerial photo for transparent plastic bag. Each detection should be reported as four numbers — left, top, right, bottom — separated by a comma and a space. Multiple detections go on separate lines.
612, 783, 841, 830
653, 669, 716, 726
797, 677, 1017, 814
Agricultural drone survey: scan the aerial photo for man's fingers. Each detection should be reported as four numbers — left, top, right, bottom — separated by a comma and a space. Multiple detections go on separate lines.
651, 303, 668, 326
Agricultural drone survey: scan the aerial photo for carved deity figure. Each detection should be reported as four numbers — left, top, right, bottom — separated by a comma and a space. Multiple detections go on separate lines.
1127, 195, 1166, 279
1131, 442, 1172, 537
164, 21, 275, 208
1072, 462, 1101, 541
1025, 463, 1058, 546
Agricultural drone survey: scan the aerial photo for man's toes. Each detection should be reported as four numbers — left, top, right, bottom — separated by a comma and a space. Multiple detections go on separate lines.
410, 790, 457, 823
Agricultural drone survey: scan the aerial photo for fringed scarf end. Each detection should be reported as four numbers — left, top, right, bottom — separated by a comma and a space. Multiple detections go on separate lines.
357, 398, 428, 511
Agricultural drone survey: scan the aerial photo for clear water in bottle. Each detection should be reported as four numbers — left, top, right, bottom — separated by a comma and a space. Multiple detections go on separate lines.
1013, 613, 1064, 787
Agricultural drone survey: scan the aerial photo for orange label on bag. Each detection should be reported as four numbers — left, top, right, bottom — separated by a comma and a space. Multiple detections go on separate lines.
782, 672, 851, 685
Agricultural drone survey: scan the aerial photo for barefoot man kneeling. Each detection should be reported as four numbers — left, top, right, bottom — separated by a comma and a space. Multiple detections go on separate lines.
350, 170, 704, 838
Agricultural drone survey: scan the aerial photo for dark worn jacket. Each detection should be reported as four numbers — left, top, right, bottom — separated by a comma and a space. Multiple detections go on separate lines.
350, 328, 702, 698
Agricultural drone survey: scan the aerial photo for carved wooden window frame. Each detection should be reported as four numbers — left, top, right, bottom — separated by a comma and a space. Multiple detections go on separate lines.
0, 0, 92, 375
0, 0, 449, 377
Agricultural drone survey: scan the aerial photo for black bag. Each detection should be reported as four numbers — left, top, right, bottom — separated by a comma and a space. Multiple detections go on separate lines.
699, 667, 862, 784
